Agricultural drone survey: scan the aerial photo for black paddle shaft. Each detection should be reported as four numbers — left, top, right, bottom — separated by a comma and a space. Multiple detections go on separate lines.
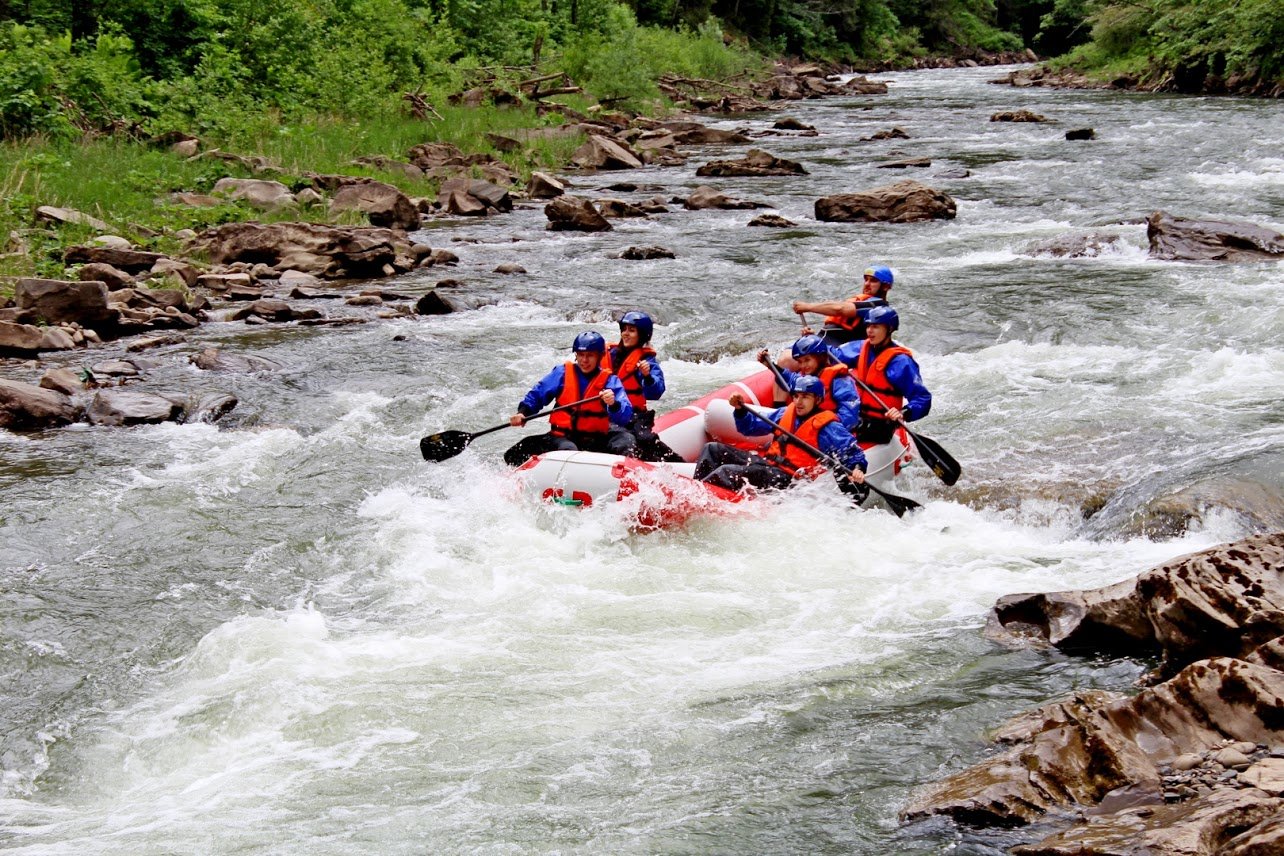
419, 394, 602, 462
742, 407, 921, 517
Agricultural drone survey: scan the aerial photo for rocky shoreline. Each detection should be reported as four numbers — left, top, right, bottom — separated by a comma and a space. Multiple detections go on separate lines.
904, 532, 1284, 854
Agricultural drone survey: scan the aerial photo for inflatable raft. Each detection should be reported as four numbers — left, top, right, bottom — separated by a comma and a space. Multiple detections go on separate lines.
513, 370, 914, 529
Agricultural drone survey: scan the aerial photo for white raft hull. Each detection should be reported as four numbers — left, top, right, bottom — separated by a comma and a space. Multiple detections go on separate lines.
514, 369, 915, 526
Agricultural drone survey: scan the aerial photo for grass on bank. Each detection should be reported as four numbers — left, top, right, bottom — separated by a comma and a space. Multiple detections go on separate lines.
0, 101, 599, 293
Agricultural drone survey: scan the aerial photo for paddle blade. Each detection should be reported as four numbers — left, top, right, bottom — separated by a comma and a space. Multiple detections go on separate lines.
419, 429, 473, 462
870, 485, 921, 518
908, 430, 961, 487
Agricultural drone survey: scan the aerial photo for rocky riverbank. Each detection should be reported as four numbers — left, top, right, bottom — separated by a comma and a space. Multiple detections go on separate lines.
904, 533, 1284, 853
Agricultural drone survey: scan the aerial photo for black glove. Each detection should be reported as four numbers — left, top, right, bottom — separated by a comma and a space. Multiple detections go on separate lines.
835, 471, 869, 505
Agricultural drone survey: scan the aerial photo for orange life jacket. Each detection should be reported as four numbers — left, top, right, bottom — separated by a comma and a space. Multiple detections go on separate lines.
549, 362, 610, 435
854, 341, 913, 425
823, 291, 880, 332
603, 344, 656, 410
816, 363, 849, 413
764, 404, 839, 478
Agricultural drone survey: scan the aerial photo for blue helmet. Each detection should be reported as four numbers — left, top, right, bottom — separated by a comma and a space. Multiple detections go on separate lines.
572, 331, 607, 353
619, 311, 653, 344
865, 305, 899, 332
864, 265, 894, 285
791, 334, 830, 360
790, 374, 826, 400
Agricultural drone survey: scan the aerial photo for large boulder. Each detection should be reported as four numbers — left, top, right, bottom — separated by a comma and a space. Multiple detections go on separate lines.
437, 178, 512, 215
570, 135, 643, 170
85, 389, 183, 426
0, 378, 81, 429
683, 186, 769, 211
988, 533, 1284, 677
211, 178, 297, 211
329, 180, 420, 230
14, 278, 114, 326
1147, 210, 1284, 262
695, 149, 808, 177
188, 222, 415, 278
0, 320, 45, 355
815, 179, 956, 223
544, 197, 612, 232
903, 657, 1284, 829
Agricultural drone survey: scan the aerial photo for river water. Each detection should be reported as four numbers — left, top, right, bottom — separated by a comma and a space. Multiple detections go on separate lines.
2, 66, 1282, 854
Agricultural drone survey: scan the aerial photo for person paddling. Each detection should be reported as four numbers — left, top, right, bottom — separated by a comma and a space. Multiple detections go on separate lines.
758, 334, 860, 430
693, 375, 866, 493
602, 311, 683, 462
833, 306, 932, 445
793, 265, 895, 346
503, 332, 640, 466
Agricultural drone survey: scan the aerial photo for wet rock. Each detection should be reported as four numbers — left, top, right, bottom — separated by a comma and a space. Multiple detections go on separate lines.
683, 186, 769, 210
596, 198, 649, 218
667, 126, 752, 145
1010, 787, 1283, 855
416, 291, 470, 314
231, 298, 296, 322
544, 196, 612, 232
861, 127, 910, 141
991, 109, 1050, 122
1024, 231, 1128, 258
616, 246, 675, 260
86, 389, 182, 426
189, 348, 282, 373
195, 272, 254, 293
748, 214, 798, 227
1065, 127, 1096, 140
815, 180, 956, 223
878, 157, 931, 169
91, 359, 140, 377
186, 393, 238, 424
772, 117, 815, 131
1147, 210, 1284, 262
126, 332, 187, 352
904, 657, 1284, 831
0, 378, 81, 429
695, 149, 808, 177
493, 263, 527, 274
39, 367, 87, 396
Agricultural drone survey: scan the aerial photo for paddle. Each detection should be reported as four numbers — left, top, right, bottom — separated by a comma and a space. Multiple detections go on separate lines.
419, 395, 601, 462
847, 374, 961, 487
742, 407, 921, 517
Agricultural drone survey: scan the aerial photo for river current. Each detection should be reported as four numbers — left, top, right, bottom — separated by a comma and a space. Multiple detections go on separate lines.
2, 66, 1282, 854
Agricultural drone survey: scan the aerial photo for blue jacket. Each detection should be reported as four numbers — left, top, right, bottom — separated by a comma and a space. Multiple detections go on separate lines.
608, 344, 665, 401
777, 367, 861, 431
734, 406, 868, 473
518, 363, 634, 426
831, 341, 933, 422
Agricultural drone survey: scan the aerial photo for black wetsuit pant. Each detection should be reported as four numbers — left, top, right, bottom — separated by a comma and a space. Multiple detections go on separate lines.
627, 410, 684, 463
855, 418, 897, 445
692, 442, 793, 492
504, 425, 639, 467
